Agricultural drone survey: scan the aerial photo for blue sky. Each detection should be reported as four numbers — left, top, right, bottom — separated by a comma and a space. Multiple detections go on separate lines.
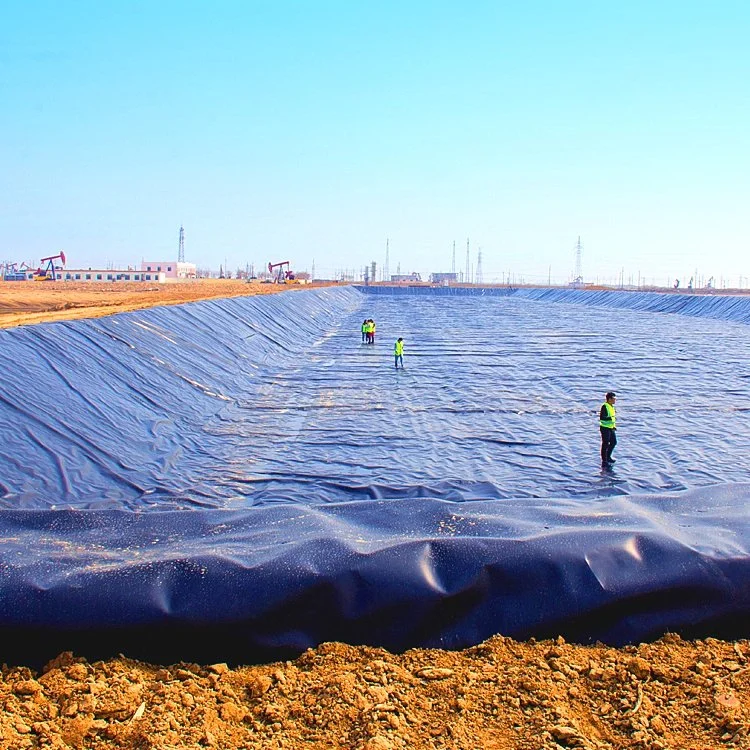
2, 1, 748, 286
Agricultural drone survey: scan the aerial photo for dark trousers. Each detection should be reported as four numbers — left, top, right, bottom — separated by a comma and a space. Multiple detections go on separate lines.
600, 427, 617, 462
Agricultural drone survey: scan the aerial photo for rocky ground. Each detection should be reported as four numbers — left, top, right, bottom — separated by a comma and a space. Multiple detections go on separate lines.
1, 635, 748, 750
1, 279, 747, 749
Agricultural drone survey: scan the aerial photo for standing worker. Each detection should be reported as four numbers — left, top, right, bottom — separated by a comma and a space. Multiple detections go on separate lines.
599, 391, 617, 465
394, 337, 404, 369
361, 319, 368, 343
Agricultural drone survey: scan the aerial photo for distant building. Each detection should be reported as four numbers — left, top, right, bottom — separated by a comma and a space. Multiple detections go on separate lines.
62, 269, 167, 283
3, 269, 35, 281
141, 260, 197, 279
390, 272, 422, 283
430, 272, 458, 285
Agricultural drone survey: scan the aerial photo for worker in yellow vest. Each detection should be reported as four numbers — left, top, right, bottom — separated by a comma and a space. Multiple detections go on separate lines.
369, 319, 376, 345
394, 338, 404, 368
599, 391, 617, 465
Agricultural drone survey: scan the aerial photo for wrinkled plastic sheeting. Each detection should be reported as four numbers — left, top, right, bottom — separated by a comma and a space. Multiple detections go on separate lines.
359, 283, 750, 324
514, 287, 750, 324
5, 285, 750, 509
358, 284, 517, 298
0, 483, 749, 667
2, 285, 750, 665
0, 286, 362, 510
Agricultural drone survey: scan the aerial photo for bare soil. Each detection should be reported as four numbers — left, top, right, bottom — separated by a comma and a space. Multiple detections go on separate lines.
2, 635, 749, 750
0, 279, 318, 329
1, 280, 746, 749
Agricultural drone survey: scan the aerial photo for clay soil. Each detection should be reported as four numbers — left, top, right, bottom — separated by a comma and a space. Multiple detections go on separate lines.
1, 280, 748, 749
0, 279, 315, 329
2, 636, 749, 750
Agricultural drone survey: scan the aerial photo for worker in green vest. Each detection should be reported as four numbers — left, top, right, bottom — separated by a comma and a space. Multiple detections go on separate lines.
394, 337, 404, 368
364, 319, 375, 344
361, 319, 368, 343
599, 391, 617, 465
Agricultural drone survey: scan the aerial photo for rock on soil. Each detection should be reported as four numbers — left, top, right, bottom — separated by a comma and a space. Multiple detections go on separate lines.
1, 634, 749, 749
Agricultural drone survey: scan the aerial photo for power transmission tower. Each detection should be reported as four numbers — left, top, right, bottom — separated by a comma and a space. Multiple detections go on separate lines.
384, 239, 390, 282
465, 238, 470, 284
451, 241, 456, 275
311, 259, 315, 281
573, 236, 583, 285
476, 248, 483, 285
178, 226, 185, 262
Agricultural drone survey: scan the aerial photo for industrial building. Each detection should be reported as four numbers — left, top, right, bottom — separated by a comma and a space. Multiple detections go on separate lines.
141, 261, 197, 279
390, 272, 422, 283
62, 269, 167, 283
430, 272, 458, 284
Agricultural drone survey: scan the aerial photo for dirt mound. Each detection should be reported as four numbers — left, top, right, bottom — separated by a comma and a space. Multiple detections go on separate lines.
1, 635, 747, 749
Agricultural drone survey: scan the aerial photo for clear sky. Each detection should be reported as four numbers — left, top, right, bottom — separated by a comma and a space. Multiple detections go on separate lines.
2, 1, 748, 287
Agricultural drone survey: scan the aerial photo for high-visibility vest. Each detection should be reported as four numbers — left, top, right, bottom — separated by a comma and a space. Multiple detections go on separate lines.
361, 323, 367, 332
394, 340, 404, 356
600, 402, 616, 429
